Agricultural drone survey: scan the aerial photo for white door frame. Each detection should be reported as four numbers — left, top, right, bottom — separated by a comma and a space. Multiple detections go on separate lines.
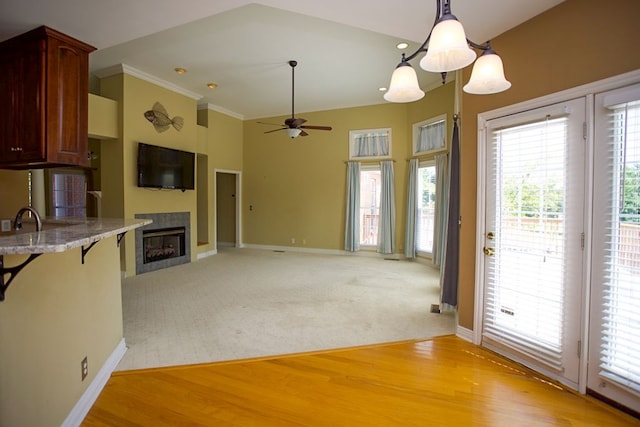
214, 169, 242, 249
473, 69, 640, 394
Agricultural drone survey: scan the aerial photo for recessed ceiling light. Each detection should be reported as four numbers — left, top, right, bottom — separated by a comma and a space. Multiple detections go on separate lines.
207, 83, 218, 90
174, 67, 187, 74
396, 42, 409, 50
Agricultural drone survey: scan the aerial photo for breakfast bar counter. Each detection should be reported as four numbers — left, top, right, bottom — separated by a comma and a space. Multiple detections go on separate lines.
0, 217, 151, 255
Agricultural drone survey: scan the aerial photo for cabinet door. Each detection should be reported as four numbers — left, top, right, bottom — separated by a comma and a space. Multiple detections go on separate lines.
0, 49, 20, 162
0, 39, 45, 164
46, 36, 89, 167
18, 41, 46, 162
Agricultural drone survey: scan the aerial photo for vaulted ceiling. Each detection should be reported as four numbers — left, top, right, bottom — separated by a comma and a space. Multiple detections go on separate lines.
1, 0, 564, 119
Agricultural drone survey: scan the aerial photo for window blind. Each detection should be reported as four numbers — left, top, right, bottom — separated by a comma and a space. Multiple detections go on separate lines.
598, 100, 640, 395
484, 117, 570, 371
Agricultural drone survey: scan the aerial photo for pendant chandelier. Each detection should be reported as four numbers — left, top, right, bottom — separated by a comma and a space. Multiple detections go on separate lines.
384, 0, 511, 103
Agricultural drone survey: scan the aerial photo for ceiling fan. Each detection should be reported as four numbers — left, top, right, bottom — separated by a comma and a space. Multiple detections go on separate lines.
259, 60, 332, 138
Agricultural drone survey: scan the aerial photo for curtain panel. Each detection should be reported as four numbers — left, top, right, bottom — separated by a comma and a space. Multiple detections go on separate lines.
417, 120, 445, 153
404, 159, 418, 258
440, 120, 460, 307
355, 132, 389, 157
344, 161, 360, 252
377, 160, 396, 254
432, 153, 449, 266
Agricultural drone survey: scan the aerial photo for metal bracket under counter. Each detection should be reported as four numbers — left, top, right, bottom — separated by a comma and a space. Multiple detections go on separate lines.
0, 254, 41, 301
0, 231, 127, 302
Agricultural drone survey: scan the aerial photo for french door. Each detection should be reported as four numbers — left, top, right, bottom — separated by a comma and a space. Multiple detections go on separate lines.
481, 98, 586, 388
588, 84, 640, 411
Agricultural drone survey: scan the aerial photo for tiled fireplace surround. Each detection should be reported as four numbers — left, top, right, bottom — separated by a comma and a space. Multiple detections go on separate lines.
135, 212, 191, 274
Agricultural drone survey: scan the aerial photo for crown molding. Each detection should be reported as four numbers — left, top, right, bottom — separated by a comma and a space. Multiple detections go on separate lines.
197, 103, 244, 120
94, 64, 203, 100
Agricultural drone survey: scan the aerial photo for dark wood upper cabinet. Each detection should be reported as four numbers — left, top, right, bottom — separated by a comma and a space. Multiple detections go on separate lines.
0, 26, 96, 169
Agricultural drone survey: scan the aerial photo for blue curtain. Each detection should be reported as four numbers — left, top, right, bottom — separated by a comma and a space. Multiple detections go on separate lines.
440, 119, 460, 307
355, 132, 389, 157
404, 159, 418, 258
377, 160, 395, 254
344, 161, 360, 252
432, 153, 448, 267
417, 120, 445, 153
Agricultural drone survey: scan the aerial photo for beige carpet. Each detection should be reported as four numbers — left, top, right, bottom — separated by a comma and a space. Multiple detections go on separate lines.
116, 248, 455, 371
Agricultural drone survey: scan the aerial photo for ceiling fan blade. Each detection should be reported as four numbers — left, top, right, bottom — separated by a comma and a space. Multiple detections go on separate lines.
300, 125, 332, 131
264, 128, 286, 134
299, 130, 309, 137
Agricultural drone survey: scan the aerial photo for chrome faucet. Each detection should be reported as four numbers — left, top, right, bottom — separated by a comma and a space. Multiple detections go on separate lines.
14, 206, 43, 232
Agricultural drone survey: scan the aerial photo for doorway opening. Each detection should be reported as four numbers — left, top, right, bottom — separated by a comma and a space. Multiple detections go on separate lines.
215, 170, 241, 248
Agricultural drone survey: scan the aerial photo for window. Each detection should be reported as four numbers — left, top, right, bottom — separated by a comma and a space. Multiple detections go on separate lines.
359, 166, 381, 246
413, 114, 446, 156
49, 169, 86, 217
417, 162, 436, 254
349, 128, 391, 160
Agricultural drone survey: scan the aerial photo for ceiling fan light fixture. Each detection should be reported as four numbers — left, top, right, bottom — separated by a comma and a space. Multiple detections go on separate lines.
287, 128, 302, 138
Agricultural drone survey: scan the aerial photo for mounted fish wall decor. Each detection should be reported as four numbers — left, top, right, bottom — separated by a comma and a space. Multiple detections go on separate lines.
144, 102, 184, 133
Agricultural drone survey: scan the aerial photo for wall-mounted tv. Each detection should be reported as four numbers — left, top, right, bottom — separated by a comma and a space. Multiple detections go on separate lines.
137, 142, 195, 191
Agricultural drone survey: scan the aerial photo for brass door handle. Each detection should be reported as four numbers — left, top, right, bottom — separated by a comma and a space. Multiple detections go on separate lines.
483, 247, 495, 256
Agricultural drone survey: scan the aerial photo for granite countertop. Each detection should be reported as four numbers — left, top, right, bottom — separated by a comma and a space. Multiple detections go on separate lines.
0, 217, 152, 255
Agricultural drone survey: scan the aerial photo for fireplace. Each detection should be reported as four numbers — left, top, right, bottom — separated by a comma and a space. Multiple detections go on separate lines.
143, 227, 185, 264
135, 212, 191, 274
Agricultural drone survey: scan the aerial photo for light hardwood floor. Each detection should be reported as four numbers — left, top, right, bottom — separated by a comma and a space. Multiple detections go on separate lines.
82, 335, 639, 426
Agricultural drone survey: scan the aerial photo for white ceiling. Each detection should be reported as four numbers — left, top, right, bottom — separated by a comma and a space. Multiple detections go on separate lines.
0, 0, 564, 119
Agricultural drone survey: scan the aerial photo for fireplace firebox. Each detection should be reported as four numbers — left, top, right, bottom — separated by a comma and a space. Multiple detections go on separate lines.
142, 227, 186, 264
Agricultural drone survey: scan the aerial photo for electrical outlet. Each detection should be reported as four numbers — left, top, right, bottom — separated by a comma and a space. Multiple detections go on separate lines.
1, 219, 10, 232
291, 238, 295, 244
81, 357, 88, 381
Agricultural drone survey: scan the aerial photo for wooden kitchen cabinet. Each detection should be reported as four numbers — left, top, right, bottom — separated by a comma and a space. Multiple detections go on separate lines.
0, 26, 96, 169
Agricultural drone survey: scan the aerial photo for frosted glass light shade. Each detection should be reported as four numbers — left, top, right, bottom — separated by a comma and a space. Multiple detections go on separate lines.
420, 17, 476, 72
463, 50, 511, 94
287, 128, 302, 138
384, 62, 425, 103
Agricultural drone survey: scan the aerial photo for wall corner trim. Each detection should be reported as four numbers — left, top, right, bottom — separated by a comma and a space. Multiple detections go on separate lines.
94, 63, 203, 100
197, 102, 244, 120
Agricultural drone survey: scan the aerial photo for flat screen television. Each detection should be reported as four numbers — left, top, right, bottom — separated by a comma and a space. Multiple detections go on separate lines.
137, 142, 195, 191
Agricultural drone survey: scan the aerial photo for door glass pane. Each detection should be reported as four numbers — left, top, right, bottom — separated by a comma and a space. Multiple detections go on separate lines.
417, 165, 436, 253
483, 98, 585, 387
359, 169, 380, 246
597, 100, 640, 393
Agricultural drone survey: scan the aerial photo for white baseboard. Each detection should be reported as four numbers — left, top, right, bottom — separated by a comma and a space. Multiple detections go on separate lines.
197, 249, 217, 260
243, 243, 346, 256
61, 339, 127, 427
456, 325, 474, 343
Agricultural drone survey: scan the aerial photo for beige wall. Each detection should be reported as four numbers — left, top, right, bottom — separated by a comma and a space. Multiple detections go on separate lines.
242, 81, 454, 251
0, 170, 29, 218
0, 238, 123, 427
100, 74, 199, 275
457, 0, 640, 329
196, 108, 244, 254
